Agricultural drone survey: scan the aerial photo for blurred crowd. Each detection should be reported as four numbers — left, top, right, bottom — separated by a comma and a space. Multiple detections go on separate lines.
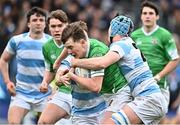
0, 0, 180, 124
0, 0, 180, 54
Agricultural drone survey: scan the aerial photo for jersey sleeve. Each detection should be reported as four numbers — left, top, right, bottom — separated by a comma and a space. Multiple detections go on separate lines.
90, 49, 105, 77
5, 37, 17, 55
110, 42, 127, 58
163, 32, 179, 60
60, 55, 72, 70
42, 44, 52, 72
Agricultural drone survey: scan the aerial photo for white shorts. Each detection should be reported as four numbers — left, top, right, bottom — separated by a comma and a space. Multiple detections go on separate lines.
71, 112, 104, 125
105, 85, 132, 112
48, 91, 72, 115
128, 92, 168, 124
10, 95, 48, 112
161, 88, 170, 113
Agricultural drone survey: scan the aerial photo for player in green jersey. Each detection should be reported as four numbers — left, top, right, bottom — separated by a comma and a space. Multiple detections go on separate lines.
55, 21, 129, 124
38, 10, 72, 124
131, 1, 179, 106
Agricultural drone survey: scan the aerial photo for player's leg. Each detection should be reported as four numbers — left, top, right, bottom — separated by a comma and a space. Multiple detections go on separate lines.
112, 105, 142, 124
8, 97, 30, 124
8, 106, 29, 124
38, 91, 72, 124
38, 103, 68, 124
110, 92, 167, 124
101, 86, 132, 124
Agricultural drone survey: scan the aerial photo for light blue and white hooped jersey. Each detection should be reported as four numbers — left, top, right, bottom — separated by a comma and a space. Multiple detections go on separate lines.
110, 37, 161, 97
5, 32, 52, 103
71, 67, 107, 117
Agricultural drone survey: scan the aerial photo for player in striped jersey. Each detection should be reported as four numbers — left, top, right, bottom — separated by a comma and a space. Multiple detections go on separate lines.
55, 21, 128, 125
71, 15, 168, 124
0, 7, 51, 124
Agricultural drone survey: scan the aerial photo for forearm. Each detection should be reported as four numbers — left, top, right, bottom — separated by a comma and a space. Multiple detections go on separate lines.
69, 73, 102, 93
42, 70, 55, 84
55, 48, 68, 67
158, 58, 180, 78
72, 58, 105, 70
72, 51, 120, 70
0, 59, 11, 84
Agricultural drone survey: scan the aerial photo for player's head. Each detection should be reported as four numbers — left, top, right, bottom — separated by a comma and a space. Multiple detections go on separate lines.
61, 21, 88, 44
140, 1, 159, 16
26, 7, 47, 23
140, 1, 159, 27
61, 21, 88, 58
47, 10, 68, 42
47, 10, 68, 25
109, 15, 134, 38
26, 7, 47, 33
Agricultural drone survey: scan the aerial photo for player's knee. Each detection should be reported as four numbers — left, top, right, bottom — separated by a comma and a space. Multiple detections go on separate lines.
8, 114, 23, 124
38, 117, 50, 125
8, 118, 22, 124
111, 110, 130, 125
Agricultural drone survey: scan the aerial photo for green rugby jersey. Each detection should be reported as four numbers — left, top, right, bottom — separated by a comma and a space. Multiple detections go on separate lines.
131, 26, 179, 88
42, 38, 71, 93
88, 39, 127, 94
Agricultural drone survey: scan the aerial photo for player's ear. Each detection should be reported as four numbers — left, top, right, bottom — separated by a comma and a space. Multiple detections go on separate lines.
156, 15, 159, 20
80, 39, 86, 44
27, 22, 30, 29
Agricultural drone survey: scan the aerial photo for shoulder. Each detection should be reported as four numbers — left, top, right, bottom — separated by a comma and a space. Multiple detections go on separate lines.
43, 38, 54, 50
44, 33, 52, 39
89, 38, 108, 57
157, 27, 172, 36
8, 33, 29, 45
12, 33, 28, 40
131, 28, 143, 39
44, 38, 53, 45
131, 28, 142, 35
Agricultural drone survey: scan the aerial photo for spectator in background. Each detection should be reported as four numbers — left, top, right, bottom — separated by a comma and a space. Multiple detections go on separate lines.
0, 7, 51, 124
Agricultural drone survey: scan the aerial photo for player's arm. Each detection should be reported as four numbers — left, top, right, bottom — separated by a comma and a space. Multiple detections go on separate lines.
40, 45, 56, 93
53, 48, 68, 70
0, 50, 16, 96
155, 58, 180, 81
68, 71, 103, 93
155, 34, 180, 81
72, 51, 120, 70
55, 57, 72, 87
40, 70, 55, 93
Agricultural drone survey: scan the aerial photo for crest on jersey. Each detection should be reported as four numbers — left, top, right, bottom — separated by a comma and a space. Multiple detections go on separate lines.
152, 38, 158, 44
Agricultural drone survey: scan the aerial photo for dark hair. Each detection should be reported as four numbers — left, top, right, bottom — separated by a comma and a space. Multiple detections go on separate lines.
26, 7, 47, 22
141, 1, 159, 15
75, 21, 88, 32
47, 10, 68, 24
61, 21, 87, 44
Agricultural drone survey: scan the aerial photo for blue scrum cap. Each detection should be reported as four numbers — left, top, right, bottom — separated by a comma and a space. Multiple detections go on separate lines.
110, 15, 134, 37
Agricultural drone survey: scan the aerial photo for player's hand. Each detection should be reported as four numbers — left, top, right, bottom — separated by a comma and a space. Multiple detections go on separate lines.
154, 74, 161, 82
7, 81, 16, 96
39, 82, 48, 93
55, 69, 70, 87
55, 73, 70, 87
66, 68, 75, 78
